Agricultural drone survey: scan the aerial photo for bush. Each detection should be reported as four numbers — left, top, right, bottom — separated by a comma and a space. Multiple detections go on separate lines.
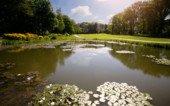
44, 36, 50, 40
3, 33, 42, 41
64, 33, 70, 36
38, 36, 43, 40
49, 34, 57, 39
3, 33, 27, 40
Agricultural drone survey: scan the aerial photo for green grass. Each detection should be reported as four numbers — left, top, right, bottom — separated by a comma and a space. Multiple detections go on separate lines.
2, 35, 77, 46
78, 34, 170, 49
78, 34, 170, 42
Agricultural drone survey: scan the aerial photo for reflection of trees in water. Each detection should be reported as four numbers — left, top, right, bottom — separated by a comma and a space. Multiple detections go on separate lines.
107, 43, 170, 77
0, 46, 73, 78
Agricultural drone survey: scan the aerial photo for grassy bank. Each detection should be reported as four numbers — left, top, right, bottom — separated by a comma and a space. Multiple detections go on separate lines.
2, 35, 77, 46
78, 34, 170, 42
78, 34, 170, 48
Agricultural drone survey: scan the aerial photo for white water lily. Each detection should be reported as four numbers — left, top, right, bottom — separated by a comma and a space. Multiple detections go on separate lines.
39, 100, 43, 103
88, 91, 93, 94
94, 100, 100, 105
97, 82, 153, 106
32, 82, 153, 106
99, 97, 105, 102
42, 97, 45, 100
17, 74, 21, 76
108, 101, 112, 106
27, 77, 31, 81
93, 94, 99, 98
51, 102, 55, 105
50, 91, 53, 94
91, 103, 97, 106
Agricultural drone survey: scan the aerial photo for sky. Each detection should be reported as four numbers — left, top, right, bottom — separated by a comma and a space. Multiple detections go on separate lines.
50, 0, 148, 24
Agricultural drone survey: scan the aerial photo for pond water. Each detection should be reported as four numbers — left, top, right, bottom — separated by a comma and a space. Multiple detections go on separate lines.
0, 41, 170, 105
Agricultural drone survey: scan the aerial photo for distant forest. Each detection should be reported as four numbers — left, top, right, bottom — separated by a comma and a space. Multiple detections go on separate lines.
0, 0, 170, 36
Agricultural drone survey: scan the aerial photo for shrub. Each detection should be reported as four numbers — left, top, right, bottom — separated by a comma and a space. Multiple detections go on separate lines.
38, 36, 43, 40
64, 33, 70, 36
44, 36, 50, 40
3, 33, 41, 40
3, 33, 27, 40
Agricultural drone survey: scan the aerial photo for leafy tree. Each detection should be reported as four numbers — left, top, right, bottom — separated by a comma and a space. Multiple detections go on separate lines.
34, 0, 56, 35
56, 8, 65, 33
63, 15, 74, 34
152, 0, 170, 33
0, 0, 34, 34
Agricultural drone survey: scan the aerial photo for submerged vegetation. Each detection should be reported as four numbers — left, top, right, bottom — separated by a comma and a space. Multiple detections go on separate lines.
0, 71, 46, 105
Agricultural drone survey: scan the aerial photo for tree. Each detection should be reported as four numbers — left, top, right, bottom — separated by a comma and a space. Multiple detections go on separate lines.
34, 0, 56, 35
152, 0, 170, 33
0, 0, 35, 34
56, 8, 65, 33
63, 15, 74, 34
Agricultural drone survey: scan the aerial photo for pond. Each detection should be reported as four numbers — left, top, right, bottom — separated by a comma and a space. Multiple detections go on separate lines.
0, 41, 170, 105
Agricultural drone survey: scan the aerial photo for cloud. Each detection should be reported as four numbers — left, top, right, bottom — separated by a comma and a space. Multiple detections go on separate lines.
71, 6, 92, 17
94, 16, 98, 19
107, 14, 113, 20
97, 20, 105, 24
95, 0, 108, 2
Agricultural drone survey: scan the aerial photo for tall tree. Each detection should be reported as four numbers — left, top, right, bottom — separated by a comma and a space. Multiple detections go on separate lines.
63, 15, 74, 34
56, 8, 65, 33
34, 0, 56, 35
153, 0, 170, 33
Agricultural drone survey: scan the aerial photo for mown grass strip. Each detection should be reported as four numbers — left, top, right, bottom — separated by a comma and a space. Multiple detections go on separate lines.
77, 35, 170, 49
78, 34, 170, 43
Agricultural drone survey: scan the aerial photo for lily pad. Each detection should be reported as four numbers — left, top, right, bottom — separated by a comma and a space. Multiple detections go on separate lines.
96, 82, 153, 106
30, 84, 91, 106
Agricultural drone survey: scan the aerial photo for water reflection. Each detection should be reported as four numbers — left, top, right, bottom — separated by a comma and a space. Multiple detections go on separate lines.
0, 41, 170, 106
107, 43, 170, 77
0, 45, 72, 78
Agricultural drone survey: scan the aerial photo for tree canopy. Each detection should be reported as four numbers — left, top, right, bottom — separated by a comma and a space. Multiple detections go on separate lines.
0, 0, 79, 35
108, 0, 170, 36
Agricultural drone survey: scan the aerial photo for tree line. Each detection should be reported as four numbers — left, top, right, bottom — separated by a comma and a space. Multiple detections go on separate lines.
108, 0, 170, 36
0, 0, 79, 35
1, 0, 169, 36
77, 22, 108, 34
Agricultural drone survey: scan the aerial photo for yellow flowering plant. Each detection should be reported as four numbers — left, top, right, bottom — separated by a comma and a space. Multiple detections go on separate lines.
3, 33, 42, 40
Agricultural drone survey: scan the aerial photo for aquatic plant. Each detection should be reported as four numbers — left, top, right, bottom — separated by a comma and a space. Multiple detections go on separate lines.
143, 55, 170, 66
155, 58, 170, 66
0, 71, 45, 105
96, 82, 153, 106
31, 84, 91, 106
31, 82, 153, 106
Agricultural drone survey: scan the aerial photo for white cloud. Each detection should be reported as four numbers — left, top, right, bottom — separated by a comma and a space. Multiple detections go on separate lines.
107, 14, 113, 20
97, 20, 105, 24
94, 16, 98, 19
95, 0, 108, 2
71, 6, 92, 17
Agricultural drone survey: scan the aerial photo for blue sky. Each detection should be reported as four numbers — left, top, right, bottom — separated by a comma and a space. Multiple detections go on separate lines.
50, 0, 147, 24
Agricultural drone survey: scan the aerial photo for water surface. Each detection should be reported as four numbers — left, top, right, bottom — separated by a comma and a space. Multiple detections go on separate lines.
0, 41, 170, 105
